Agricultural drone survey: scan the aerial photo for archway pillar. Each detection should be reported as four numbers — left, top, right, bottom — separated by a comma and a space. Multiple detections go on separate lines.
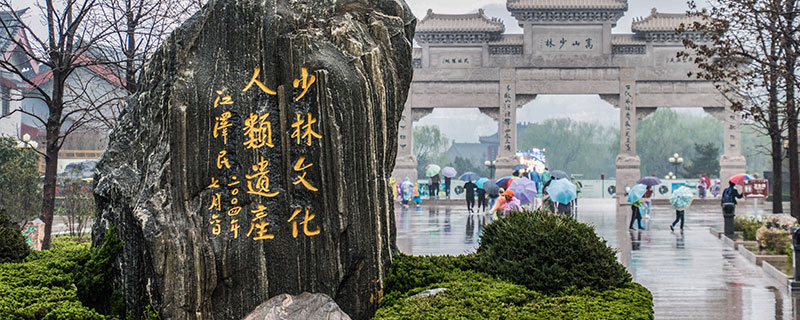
704, 106, 747, 181
615, 68, 641, 204
495, 68, 519, 176
392, 97, 417, 181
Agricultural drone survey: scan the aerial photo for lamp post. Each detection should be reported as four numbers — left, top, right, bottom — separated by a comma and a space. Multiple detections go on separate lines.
484, 160, 497, 179
668, 153, 684, 178
665, 172, 677, 180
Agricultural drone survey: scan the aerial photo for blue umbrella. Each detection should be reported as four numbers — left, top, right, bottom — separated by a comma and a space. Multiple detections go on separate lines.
509, 178, 538, 205
546, 178, 577, 205
637, 176, 661, 186
627, 184, 648, 203
475, 177, 489, 189
459, 172, 480, 182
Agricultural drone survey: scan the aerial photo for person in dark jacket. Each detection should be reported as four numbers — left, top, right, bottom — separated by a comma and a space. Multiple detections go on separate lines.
477, 187, 487, 212
721, 181, 743, 215
429, 174, 440, 199
464, 180, 477, 213
444, 177, 452, 199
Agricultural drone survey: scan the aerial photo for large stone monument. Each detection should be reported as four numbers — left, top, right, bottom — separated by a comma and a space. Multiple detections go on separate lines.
91, 0, 415, 319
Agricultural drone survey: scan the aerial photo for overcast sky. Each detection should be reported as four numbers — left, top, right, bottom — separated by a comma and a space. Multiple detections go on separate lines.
12, 0, 712, 143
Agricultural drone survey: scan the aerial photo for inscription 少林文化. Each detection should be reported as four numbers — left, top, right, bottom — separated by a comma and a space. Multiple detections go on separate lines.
208, 67, 323, 240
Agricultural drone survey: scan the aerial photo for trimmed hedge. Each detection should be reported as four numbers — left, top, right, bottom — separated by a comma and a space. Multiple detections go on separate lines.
0, 227, 122, 319
477, 210, 631, 294
376, 254, 653, 320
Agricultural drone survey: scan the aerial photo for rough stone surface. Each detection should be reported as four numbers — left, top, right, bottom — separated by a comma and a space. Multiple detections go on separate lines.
756, 214, 796, 249
91, 0, 415, 319
243, 293, 350, 320
408, 287, 447, 299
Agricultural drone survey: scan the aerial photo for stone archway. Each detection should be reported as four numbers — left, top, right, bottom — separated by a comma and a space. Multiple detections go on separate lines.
393, 3, 744, 204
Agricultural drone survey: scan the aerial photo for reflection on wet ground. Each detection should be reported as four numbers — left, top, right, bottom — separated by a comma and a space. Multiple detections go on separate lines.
395, 199, 797, 319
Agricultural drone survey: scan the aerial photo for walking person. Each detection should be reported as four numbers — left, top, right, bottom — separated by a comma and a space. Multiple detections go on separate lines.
477, 187, 487, 212
629, 200, 643, 230
429, 174, 440, 199
721, 181, 743, 215
413, 183, 422, 206
400, 178, 414, 208
444, 176, 452, 199
487, 188, 499, 212
464, 180, 477, 213
670, 210, 685, 231
641, 186, 653, 219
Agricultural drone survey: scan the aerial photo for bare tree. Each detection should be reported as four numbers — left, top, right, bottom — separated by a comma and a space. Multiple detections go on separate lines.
58, 179, 93, 237
681, 0, 790, 215
0, 0, 118, 249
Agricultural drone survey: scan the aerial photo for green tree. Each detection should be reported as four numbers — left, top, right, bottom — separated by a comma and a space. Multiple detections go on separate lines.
414, 126, 450, 177
517, 119, 616, 178
451, 156, 488, 178
636, 109, 722, 178
0, 137, 41, 229
682, 143, 722, 178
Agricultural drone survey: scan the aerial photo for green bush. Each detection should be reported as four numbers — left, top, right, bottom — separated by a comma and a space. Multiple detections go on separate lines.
0, 210, 30, 263
0, 228, 123, 319
375, 255, 653, 320
760, 231, 791, 255
476, 210, 631, 294
734, 216, 763, 241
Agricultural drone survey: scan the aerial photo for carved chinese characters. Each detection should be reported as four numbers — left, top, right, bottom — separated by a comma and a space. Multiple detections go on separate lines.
207, 67, 322, 241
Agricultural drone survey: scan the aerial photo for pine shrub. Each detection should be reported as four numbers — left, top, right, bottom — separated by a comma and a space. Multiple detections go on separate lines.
476, 210, 631, 294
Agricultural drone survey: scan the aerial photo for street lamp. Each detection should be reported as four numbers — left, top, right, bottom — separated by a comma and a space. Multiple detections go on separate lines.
668, 153, 684, 178
484, 160, 497, 179
665, 171, 677, 180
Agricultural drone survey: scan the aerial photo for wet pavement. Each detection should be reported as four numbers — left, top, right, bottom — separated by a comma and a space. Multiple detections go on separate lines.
395, 199, 798, 319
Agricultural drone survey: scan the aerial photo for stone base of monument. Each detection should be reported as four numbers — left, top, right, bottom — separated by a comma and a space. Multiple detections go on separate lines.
243, 293, 350, 320
392, 155, 419, 182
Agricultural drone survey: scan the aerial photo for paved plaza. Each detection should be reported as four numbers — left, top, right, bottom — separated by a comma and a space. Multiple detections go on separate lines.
395, 199, 798, 319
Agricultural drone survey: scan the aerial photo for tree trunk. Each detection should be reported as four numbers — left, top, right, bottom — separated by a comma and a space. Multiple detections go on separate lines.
40, 114, 62, 250
769, 66, 783, 213
787, 57, 800, 219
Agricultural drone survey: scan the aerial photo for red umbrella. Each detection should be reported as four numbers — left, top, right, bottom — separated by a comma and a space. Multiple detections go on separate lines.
729, 174, 753, 186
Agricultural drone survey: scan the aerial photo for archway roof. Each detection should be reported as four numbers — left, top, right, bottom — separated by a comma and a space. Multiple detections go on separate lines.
417, 9, 505, 33
506, 0, 627, 10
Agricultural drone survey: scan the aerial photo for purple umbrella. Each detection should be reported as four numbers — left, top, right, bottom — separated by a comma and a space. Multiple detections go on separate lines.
509, 178, 537, 206
442, 167, 457, 178
637, 176, 662, 186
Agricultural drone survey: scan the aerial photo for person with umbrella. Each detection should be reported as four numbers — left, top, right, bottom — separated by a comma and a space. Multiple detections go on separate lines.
710, 179, 721, 198
627, 184, 647, 230
670, 186, 694, 231
477, 185, 487, 212
464, 180, 477, 213
721, 181, 743, 216
491, 189, 522, 217
484, 181, 500, 211
442, 167, 457, 199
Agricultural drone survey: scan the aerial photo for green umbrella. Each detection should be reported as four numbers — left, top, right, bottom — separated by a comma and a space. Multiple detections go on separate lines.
425, 164, 441, 177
